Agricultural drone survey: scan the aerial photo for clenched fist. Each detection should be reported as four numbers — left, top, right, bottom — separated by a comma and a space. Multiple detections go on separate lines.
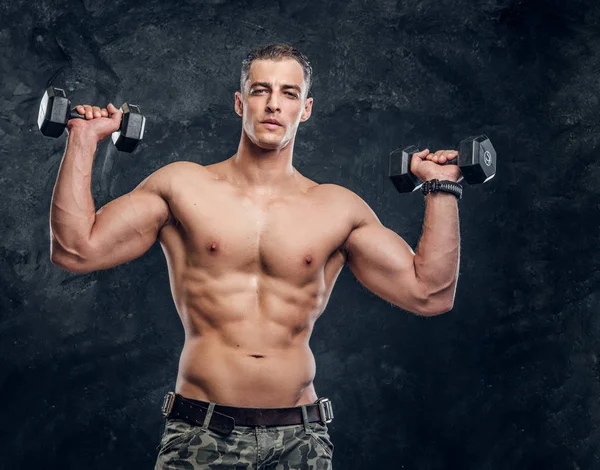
67, 103, 123, 143
410, 149, 463, 182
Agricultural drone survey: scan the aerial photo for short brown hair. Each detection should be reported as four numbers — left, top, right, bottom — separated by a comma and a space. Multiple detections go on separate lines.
240, 43, 313, 98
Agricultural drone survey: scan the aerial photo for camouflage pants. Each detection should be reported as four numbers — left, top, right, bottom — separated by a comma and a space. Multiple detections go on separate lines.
154, 417, 334, 469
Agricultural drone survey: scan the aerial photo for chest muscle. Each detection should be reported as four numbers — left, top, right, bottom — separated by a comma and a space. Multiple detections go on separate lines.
169, 182, 349, 283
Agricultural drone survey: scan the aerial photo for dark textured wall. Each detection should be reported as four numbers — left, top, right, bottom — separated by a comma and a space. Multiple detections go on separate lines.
1, 0, 599, 468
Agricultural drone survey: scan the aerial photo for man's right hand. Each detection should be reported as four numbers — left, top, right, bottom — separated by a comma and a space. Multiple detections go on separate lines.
67, 103, 123, 142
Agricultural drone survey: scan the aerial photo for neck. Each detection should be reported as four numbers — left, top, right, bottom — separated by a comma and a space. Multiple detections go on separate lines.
229, 131, 297, 193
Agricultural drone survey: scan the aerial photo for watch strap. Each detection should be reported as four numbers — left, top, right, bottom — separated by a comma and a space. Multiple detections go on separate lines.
421, 179, 463, 200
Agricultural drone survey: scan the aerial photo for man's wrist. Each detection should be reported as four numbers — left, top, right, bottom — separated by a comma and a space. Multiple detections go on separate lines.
66, 129, 99, 151
420, 173, 460, 183
67, 127, 98, 141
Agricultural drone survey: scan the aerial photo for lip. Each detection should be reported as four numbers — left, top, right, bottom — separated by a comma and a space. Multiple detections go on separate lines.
261, 119, 282, 127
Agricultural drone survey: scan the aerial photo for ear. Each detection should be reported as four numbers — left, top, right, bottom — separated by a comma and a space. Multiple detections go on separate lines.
234, 91, 243, 117
300, 97, 313, 122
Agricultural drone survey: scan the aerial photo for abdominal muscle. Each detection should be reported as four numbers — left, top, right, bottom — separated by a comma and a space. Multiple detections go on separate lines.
176, 335, 318, 408
170, 267, 324, 409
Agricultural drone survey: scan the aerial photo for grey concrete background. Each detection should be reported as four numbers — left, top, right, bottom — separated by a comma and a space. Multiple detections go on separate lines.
1, 0, 599, 468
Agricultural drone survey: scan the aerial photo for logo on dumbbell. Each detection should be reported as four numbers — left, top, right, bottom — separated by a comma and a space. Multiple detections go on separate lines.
484, 151, 492, 167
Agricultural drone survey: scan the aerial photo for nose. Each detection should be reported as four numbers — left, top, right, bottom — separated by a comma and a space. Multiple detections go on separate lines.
266, 93, 280, 113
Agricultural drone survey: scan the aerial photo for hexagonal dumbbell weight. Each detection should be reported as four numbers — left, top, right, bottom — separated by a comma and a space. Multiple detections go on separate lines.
389, 135, 497, 193
37, 87, 146, 153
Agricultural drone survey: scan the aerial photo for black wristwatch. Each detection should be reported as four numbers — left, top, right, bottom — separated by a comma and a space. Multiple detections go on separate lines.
420, 179, 463, 200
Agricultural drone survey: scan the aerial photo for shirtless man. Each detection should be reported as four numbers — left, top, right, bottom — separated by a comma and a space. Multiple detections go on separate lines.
49, 44, 461, 469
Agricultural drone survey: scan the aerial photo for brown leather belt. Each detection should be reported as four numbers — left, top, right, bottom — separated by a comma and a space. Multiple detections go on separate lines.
161, 392, 334, 436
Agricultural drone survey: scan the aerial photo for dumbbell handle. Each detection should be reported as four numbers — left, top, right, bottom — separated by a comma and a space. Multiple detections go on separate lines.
409, 148, 462, 187
69, 109, 87, 120
411, 136, 496, 183
68, 109, 125, 125
403, 146, 458, 184
65, 110, 129, 141
406, 146, 458, 166
67, 107, 144, 135
65, 105, 145, 153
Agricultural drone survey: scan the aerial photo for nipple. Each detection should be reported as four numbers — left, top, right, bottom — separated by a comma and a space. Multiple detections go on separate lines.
209, 241, 218, 252
304, 255, 313, 265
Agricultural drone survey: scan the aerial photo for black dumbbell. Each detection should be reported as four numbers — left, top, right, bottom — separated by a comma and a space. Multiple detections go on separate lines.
37, 87, 146, 153
389, 135, 497, 193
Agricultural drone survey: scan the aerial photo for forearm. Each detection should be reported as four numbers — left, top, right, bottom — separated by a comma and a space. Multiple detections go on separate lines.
50, 130, 98, 256
413, 192, 460, 307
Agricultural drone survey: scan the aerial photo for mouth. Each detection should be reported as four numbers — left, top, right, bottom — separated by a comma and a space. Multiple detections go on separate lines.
261, 119, 282, 127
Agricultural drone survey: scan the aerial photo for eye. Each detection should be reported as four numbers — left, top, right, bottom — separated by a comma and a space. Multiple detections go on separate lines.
251, 89, 267, 95
285, 92, 299, 98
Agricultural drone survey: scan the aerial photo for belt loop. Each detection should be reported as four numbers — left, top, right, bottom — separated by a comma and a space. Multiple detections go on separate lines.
202, 402, 216, 430
301, 405, 313, 435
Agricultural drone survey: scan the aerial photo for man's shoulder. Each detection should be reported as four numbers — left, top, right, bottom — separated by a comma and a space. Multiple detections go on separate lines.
308, 183, 376, 232
138, 161, 208, 196
310, 183, 367, 209
147, 160, 210, 184
154, 160, 207, 177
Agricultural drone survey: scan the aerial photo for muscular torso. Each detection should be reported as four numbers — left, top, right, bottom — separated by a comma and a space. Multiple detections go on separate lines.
157, 159, 355, 408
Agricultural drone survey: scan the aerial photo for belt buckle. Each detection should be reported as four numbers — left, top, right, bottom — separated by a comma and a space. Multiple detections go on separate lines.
316, 397, 334, 424
161, 392, 176, 417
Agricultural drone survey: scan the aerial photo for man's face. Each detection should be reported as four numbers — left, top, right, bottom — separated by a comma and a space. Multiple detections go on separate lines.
235, 59, 313, 150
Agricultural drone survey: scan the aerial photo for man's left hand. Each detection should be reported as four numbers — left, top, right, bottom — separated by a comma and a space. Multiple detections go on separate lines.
411, 149, 462, 182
